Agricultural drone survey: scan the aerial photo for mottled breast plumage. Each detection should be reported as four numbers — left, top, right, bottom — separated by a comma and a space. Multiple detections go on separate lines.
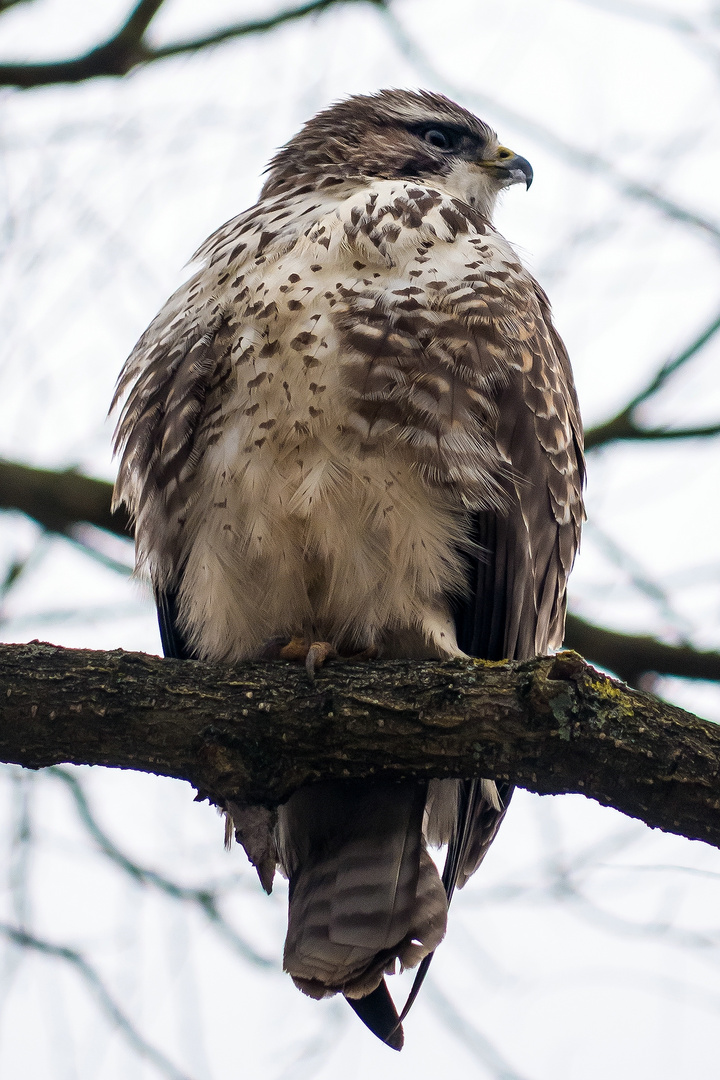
114, 177, 581, 654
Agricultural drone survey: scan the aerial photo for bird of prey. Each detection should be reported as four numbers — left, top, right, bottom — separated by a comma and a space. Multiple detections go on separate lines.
112, 89, 584, 1050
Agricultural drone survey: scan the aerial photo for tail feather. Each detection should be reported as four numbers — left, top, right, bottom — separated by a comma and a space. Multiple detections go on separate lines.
328, 812, 422, 950
280, 780, 447, 1008
278, 776, 508, 1044
346, 981, 404, 1051
397, 779, 513, 1024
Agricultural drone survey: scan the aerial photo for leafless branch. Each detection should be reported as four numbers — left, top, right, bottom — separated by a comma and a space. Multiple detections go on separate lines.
150, 0, 385, 62
582, 522, 693, 643
574, 0, 705, 37
573, 0, 720, 72
0, 458, 130, 538
0, 0, 381, 88
587, 422, 720, 448
1, 643, 719, 850
47, 765, 276, 968
564, 614, 720, 685
424, 979, 532, 1080
585, 308, 720, 450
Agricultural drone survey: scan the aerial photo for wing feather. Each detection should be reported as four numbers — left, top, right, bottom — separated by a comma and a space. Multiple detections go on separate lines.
401, 255, 585, 1022
449, 275, 584, 887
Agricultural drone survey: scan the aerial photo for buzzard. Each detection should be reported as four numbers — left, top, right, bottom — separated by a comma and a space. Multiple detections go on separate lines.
112, 90, 584, 1049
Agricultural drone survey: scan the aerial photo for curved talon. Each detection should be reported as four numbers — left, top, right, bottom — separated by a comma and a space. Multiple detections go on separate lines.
277, 637, 375, 678
305, 641, 337, 679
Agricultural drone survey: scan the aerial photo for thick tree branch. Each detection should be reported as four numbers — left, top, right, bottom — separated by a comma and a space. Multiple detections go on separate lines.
0, 0, 379, 89
1, 643, 719, 849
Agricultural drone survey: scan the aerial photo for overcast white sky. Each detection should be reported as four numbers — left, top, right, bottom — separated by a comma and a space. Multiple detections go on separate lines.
0, 2, 719, 1079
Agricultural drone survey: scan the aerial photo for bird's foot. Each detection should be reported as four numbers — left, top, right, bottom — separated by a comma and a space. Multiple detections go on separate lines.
344, 645, 379, 663
278, 636, 310, 662
277, 636, 377, 679
277, 636, 337, 678
305, 641, 337, 679
305, 642, 377, 677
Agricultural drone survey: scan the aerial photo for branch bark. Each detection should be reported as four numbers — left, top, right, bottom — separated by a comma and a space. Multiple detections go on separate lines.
2, 643, 719, 849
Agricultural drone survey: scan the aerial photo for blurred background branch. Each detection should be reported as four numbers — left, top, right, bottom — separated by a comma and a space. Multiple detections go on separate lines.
584, 307, 720, 450
0, 0, 383, 88
0, 459, 130, 538
0, 922, 197, 1080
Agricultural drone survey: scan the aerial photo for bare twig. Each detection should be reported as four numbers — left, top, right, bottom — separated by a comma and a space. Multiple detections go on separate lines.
0, 0, 164, 87
583, 521, 694, 642
0, 923, 196, 1080
0, 0, 380, 88
574, 0, 704, 37
150, 0, 385, 61
587, 422, 720, 448
47, 766, 276, 968
543, 861, 720, 958
424, 979, 533, 1080
573, 0, 720, 71
585, 308, 720, 450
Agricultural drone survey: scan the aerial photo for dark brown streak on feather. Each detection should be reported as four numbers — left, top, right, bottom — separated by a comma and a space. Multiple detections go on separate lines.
115, 312, 232, 529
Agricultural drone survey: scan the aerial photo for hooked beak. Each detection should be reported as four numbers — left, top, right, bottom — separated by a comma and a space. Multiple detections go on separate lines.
480, 146, 533, 189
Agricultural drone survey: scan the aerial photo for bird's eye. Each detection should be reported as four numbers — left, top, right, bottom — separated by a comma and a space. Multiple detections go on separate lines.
421, 127, 456, 151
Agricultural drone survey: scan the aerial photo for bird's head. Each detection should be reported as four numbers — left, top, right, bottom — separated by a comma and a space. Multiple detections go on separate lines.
261, 89, 532, 219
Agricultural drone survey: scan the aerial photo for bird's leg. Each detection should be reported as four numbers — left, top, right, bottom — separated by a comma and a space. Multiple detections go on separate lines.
344, 645, 379, 663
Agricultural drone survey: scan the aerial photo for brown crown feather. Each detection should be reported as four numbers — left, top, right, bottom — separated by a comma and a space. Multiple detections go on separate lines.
260, 89, 497, 197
